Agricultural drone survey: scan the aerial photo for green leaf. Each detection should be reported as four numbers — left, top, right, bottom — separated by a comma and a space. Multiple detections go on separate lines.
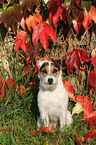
81, 0, 90, 11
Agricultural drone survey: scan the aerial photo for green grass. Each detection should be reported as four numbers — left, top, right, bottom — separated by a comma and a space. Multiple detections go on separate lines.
0, 35, 96, 145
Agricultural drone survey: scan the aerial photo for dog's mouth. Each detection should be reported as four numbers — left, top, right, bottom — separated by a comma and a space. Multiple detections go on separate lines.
44, 82, 57, 90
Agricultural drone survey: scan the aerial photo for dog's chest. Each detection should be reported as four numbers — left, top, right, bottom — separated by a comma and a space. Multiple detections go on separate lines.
38, 83, 68, 120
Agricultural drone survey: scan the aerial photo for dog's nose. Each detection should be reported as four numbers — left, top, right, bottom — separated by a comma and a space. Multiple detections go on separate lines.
48, 78, 53, 85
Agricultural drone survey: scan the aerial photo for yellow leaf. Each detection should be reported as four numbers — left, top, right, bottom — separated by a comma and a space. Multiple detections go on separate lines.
72, 103, 84, 115
40, 141, 49, 145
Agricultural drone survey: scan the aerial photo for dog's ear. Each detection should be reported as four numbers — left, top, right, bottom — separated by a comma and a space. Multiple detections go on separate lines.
37, 60, 45, 79
37, 60, 44, 69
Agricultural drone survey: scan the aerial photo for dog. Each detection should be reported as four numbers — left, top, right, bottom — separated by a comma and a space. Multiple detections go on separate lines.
37, 58, 73, 129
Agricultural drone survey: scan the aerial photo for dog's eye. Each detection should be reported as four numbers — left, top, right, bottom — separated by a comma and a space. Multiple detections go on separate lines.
53, 69, 58, 73
41, 69, 47, 74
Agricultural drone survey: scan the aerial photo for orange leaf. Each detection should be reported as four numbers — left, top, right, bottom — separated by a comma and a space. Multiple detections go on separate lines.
90, 5, 96, 23
20, 17, 26, 30
82, 9, 91, 30
26, 13, 42, 31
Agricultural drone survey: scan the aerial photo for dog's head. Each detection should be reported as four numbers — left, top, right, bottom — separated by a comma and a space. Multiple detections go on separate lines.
37, 59, 61, 90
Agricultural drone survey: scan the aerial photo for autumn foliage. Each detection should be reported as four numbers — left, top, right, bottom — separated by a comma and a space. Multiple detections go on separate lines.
0, 0, 96, 144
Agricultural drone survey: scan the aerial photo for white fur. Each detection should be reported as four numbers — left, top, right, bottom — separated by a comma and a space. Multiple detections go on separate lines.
37, 60, 73, 129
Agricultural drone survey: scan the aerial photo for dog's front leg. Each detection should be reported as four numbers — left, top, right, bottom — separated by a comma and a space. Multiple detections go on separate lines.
38, 112, 49, 127
60, 111, 67, 129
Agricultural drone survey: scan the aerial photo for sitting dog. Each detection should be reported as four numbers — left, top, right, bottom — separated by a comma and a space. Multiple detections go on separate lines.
37, 58, 73, 129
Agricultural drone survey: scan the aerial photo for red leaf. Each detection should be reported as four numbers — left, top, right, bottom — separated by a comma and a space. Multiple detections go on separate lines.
25, 40, 34, 63
49, 0, 63, 26
35, 127, 56, 136
15, 30, 27, 52
49, 4, 61, 26
69, 134, 84, 145
29, 127, 56, 137
0, 0, 4, 4
19, 85, 26, 98
82, 9, 91, 30
0, 77, 15, 100
65, 49, 91, 73
87, 111, 96, 129
29, 130, 36, 136
83, 129, 96, 142
0, 4, 21, 28
92, 56, 96, 67
48, 0, 62, 8
89, 69, 96, 87
26, 13, 42, 31
65, 49, 81, 73
74, 95, 93, 114
62, 79, 75, 94
8, 127, 13, 132
0, 78, 5, 100
75, 0, 81, 7
72, 20, 79, 34
60, 7, 67, 23
79, 50, 91, 62
38, 57, 51, 61
6, 77, 15, 88
32, 21, 56, 50
20, 0, 40, 12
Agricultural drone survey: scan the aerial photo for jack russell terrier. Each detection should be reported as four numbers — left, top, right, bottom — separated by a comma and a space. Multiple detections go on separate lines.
37, 58, 73, 129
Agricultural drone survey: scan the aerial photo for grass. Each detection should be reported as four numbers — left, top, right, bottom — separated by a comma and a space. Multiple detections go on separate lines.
0, 34, 96, 144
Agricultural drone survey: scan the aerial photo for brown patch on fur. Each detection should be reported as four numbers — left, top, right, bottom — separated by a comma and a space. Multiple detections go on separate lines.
51, 63, 60, 77
40, 62, 49, 77
40, 61, 60, 77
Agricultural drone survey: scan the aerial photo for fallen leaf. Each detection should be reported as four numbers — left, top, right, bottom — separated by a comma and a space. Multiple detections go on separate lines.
83, 129, 96, 142
68, 134, 84, 145
82, 111, 96, 129
72, 103, 84, 115
29, 127, 56, 137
